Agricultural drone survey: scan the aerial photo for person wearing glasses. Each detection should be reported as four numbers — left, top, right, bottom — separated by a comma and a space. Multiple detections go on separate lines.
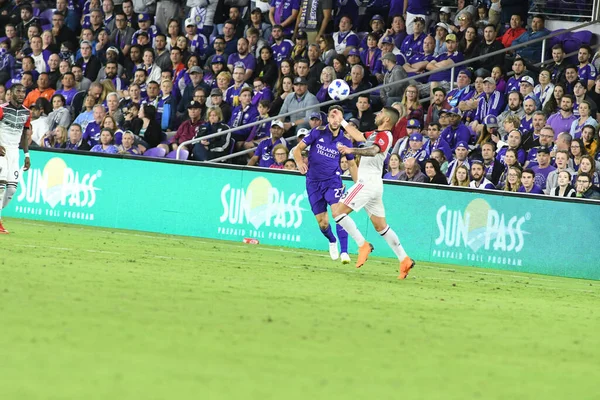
269, 145, 289, 169
575, 173, 600, 199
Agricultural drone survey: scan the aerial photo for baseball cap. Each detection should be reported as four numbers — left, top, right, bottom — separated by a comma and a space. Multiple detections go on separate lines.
432, 87, 446, 96
212, 55, 225, 64
409, 133, 423, 141
458, 69, 472, 79
271, 120, 284, 129
309, 112, 322, 120
188, 100, 202, 109
537, 145, 551, 154
189, 66, 203, 74
293, 76, 308, 85
414, 16, 425, 23
407, 119, 421, 129
296, 30, 307, 40
449, 106, 460, 115
251, 8, 262, 14
436, 22, 450, 31
520, 76, 535, 86
371, 14, 385, 22
106, 46, 119, 54
440, 6, 451, 14
471, 159, 484, 165
483, 77, 496, 85
348, 118, 360, 127
296, 128, 309, 138
445, 34, 457, 42
138, 13, 150, 22
348, 48, 360, 57
382, 52, 396, 62
210, 88, 223, 97
185, 18, 195, 27
456, 141, 468, 149
484, 115, 498, 128
381, 36, 394, 45
439, 108, 452, 115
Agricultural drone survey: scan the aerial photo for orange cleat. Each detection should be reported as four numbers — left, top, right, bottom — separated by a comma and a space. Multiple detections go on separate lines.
355, 242, 374, 268
398, 257, 415, 279
0, 220, 9, 234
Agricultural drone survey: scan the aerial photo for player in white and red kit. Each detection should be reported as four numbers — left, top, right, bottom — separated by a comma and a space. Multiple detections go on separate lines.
330, 107, 415, 279
0, 84, 32, 233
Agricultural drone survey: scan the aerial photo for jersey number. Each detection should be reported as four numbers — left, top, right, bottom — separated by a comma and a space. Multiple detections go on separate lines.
334, 187, 343, 199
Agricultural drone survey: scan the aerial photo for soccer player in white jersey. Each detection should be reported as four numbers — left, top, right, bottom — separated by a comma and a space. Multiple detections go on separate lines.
330, 107, 415, 279
0, 84, 32, 233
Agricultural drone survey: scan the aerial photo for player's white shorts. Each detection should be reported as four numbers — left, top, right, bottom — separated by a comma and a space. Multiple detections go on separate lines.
0, 147, 20, 183
341, 178, 385, 217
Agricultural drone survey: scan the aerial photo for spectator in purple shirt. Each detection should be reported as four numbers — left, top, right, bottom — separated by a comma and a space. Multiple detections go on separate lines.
518, 168, 545, 194
227, 38, 256, 82
90, 128, 119, 154
229, 87, 259, 150
270, 24, 295, 64
269, 0, 300, 37
547, 94, 578, 140
54, 72, 78, 106
471, 77, 505, 135
531, 146, 556, 190
400, 16, 427, 59
248, 120, 288, 167
426, 34, 464, 94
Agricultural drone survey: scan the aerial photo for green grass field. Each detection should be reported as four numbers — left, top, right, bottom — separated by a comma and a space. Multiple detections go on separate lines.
1, 217, 599, 400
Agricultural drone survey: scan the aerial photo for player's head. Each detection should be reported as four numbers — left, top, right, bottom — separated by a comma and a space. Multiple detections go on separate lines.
11, 83, 26, 106
328, 105, 343, 130
375, 107, 399, 129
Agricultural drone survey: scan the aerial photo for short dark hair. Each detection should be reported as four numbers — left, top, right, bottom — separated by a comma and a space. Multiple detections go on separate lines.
224, 19, 236, 28
357, 93, 370, 102
258, 99, 271, 109
522, 168, 535, 178
551, 44, 564, 52
328, 105, 343, 114
533, 14, 545, 22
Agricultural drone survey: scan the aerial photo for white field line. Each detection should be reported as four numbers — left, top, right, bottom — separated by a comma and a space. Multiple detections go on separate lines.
12, 243, 597, 296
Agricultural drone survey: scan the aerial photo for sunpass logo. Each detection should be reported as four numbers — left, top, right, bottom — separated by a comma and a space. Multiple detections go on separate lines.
17, 157, 102, 208
435, 199, 530, 253
220, 177, 305, 229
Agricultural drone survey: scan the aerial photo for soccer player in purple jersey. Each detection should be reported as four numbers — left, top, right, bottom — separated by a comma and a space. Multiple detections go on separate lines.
294, 105, 358, 263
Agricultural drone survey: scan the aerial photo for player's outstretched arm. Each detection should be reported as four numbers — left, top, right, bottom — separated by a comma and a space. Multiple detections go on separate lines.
330, 109, 367, 143
350, 145, 381, 157
347, 159, 358, 182
293, 141, 308, 174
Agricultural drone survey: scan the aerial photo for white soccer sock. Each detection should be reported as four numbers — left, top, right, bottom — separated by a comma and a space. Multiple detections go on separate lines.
0, 184, 5, 218
378, 225, 407, 261
334, 213, 365, 247
3, 183, 16, 208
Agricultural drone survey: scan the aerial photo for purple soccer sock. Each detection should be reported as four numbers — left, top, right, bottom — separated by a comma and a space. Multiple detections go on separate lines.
320, 225, 337, 243
336, 223, 349, 253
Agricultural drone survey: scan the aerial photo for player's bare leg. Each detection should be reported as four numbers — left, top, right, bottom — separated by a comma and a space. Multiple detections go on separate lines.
0, 179, 8, 234
315, 212, 339, 260
332, 202, 373, 268
370, 214, 415, 279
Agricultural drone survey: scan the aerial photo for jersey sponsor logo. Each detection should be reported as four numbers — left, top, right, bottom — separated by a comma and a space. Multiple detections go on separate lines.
432, 199, 530, 267
17, 157, 101, 209
218, 177, 307, 242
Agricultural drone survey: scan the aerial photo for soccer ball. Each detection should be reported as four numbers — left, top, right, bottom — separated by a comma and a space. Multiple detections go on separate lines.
328, 79, 350, 101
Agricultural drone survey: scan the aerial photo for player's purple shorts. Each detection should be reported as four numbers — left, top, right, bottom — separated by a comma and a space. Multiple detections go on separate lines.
306, 176, 344, 215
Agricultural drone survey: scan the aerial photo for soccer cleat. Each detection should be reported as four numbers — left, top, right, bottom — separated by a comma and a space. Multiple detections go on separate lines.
0, 220, 9, 234
355, 242, 374, 268
329, 242, 339, 260
398, 257, 415, 280
340, 252, 351, 264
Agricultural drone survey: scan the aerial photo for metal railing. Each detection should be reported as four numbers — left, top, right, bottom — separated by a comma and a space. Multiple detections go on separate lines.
176, 19, 599, 162
530, 0, 594, 21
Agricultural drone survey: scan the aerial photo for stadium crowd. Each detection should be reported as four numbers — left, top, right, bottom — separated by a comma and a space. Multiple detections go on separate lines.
0, 0, 599, 199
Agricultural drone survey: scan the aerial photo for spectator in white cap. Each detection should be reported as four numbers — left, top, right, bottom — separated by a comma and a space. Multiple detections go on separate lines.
471, 76, 504, 135
519, 76, 542, 110
248, 120, 288, 167
433, 22, 449, 56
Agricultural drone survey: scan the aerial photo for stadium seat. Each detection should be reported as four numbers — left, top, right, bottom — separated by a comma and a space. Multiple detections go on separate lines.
33, 7, 40, 17
166, 149, 189, 160
571, 30, 593, 45
143, 147, 167, 158
39, 8, 57, 25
